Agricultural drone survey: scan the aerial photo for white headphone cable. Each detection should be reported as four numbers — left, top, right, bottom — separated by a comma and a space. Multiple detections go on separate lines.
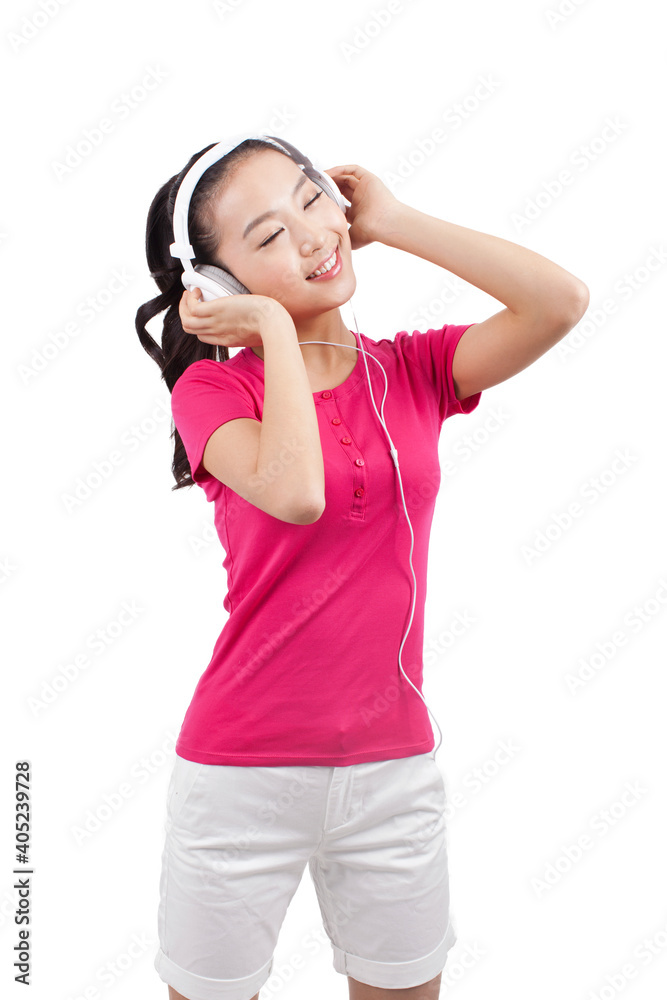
299, 298, 443, 758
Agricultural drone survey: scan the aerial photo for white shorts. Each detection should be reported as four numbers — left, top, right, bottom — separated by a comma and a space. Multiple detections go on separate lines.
154, 751, 456, 1000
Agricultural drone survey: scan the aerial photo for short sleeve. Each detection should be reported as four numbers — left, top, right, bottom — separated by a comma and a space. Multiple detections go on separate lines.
399, 323, 481, 424
171, 359, 260, 485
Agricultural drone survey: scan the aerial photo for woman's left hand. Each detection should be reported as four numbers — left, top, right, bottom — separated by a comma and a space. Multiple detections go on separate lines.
324, 164, 401, 250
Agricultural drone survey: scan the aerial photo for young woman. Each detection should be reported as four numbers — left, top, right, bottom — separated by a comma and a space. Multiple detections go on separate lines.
136, 135, 589, 1000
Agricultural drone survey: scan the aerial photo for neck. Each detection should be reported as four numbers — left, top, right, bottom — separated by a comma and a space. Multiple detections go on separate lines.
250, 307, 358, 371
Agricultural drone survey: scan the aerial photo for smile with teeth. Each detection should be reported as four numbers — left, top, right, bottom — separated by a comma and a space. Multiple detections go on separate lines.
306, 247, 339, 279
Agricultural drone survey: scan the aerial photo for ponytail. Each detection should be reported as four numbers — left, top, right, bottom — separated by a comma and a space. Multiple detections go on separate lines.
135, 138, 288, 490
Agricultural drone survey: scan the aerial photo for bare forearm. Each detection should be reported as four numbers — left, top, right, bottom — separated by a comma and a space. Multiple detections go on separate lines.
380, 204, 587, 320
255, 310, 324, 521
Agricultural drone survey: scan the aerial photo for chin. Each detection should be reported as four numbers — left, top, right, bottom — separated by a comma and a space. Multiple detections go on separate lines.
340, 258, 356, 289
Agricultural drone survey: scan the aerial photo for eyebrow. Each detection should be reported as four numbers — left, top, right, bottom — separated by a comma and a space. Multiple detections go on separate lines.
243, 173, 309, 239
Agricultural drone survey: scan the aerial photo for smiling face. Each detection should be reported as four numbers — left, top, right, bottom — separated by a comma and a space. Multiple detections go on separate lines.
208, 147, 356, 321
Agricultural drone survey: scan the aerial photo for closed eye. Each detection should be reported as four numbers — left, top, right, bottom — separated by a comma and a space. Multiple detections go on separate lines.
259, 190, 323, 248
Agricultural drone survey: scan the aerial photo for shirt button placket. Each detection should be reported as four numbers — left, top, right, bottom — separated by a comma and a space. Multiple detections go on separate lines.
339, 435, 365, 512
321, 392, 366, 516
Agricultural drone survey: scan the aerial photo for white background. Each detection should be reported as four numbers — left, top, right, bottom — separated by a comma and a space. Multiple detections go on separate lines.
2, 0, 666, 998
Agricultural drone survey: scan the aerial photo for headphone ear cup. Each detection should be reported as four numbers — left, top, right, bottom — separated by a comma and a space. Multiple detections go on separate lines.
311, 169, 349, 214
183, 263, 251, 300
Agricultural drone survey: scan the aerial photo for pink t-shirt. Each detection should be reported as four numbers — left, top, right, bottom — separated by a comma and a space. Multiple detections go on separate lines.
170, 323, 481, 766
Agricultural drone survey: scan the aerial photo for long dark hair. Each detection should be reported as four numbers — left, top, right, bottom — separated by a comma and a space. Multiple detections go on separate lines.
135, 137, 290, 490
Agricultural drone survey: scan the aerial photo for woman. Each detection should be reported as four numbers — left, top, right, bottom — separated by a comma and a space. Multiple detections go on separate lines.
136, 135, 589, 1000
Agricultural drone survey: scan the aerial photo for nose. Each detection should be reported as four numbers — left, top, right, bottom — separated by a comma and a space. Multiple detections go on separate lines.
300, 228, 327, 256
294, 213, 329, 254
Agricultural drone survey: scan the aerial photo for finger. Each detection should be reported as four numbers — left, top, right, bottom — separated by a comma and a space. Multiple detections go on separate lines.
326, 172, 360, 196
196, 333, 224, 345
186, 288, 203, 310
185, 292, 216, 317
181, 313, 213, 333
325, 164, 361, 176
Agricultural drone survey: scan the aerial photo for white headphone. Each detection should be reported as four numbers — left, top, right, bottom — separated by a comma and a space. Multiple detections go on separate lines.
170, 132, 444, 760
170, 130, 350, 300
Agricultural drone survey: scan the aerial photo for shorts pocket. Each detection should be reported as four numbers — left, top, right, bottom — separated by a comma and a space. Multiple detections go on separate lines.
166, 756, 204, 828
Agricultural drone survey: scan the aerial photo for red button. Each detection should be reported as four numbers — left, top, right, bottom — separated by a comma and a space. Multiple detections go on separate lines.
341, 437, 351, 445
354, 487, 365, 497
321, 390, 332, 398
332, 417, 341, 425
354, 458, 364, 466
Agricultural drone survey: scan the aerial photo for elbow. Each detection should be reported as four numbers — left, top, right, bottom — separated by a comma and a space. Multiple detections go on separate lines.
285, 495, 326, 525
546, 281, 590, 338
297, 496, 326, 524
563, 280, 590, 326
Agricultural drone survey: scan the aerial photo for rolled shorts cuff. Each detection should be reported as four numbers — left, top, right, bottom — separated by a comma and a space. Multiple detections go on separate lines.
154, 946, 273, 1000
332, 918, 457, 990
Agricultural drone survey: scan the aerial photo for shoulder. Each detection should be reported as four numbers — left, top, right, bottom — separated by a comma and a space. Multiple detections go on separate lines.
352, 327, 443, 374
170, 353, 262, 429
172, 354, 249, 395
355, 329, 404, 361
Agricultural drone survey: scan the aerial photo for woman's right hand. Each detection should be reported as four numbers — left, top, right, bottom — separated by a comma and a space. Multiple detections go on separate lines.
178, 287, 287, 349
